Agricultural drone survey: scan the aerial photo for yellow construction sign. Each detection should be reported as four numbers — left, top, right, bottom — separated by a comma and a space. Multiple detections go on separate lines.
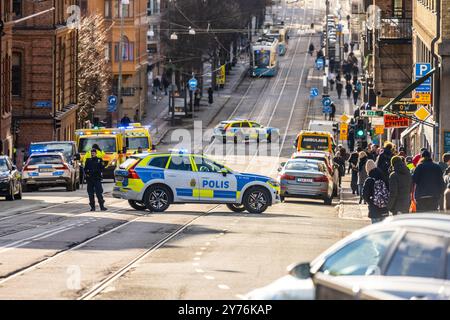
375, 125, 385, 135
339, 123, 348, 140
216, 65, 226, 85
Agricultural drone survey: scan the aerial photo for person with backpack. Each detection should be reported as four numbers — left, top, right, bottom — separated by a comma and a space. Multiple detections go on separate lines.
376, 142, 394, 181
363, 159, 389, 223
412, 149, 446, 212
388, 156, 412, 215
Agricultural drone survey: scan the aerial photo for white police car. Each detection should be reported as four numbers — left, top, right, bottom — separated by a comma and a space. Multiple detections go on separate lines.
112, 151, 281, 213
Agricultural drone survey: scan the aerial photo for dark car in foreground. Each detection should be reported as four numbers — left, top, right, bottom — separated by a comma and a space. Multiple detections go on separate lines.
245, 214, 450, 300
0, 156, 22, 201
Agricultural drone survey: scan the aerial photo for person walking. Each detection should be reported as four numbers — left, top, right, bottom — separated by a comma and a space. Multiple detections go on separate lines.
336, 79, 343, 99
120, 114, 131, 127
328, 72, 336, 91
345, 82, 352, 99
352, 85, 360, 105
308, 43, 315, 56
208, 87, 214, 105
357, 151, 368, 204
329, 102, 336, 121
84, 149, 107, 212
388, 156, 412, 215
162, 75, 170, 95
333, 151, 346, 188
376, 142, 394, 181
348, 152, 359, 195
412, 150, 446, 212
363, 159, 390, 223
153, 77, 161, 97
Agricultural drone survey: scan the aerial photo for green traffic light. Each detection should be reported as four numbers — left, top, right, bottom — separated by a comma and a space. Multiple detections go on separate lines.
356, 129, 364, 137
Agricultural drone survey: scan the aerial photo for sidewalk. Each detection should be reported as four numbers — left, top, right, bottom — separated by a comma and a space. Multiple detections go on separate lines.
141, 60, 249, 145
336, 175, 371, 221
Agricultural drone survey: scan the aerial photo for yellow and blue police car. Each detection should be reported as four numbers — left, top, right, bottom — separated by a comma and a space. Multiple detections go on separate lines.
112, 151, 281, 214
213, 119, 280, 144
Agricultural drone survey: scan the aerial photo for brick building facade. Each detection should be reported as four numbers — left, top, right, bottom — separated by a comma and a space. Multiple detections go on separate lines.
12, 0, 78, 149
0, 0, 13, 156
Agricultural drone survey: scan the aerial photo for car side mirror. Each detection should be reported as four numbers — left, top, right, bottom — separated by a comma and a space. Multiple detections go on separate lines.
288, 262, 312, 279
220, 168, 228, 177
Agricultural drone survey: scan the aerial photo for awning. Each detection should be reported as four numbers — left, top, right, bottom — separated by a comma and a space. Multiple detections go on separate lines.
400, 122, 420, 140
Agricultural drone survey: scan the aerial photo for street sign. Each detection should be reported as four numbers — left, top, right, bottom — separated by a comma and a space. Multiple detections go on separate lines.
444, 132, 450, 153
375, 125, 385, 135
315, 58, 324, 70
414, 92, 431, 105
384, 115, 410, 128
415, 63, 432, 93
34, 101, 52, 108
323, 105, 332, 114
391, 101, 418, 114
107, 95, 117, 106
340, 114, 349, 123
414, 106, 431, 121
360, 110, 384, 117
310, 87, 319, 99
188, 78, 198, 91
322, 96, 332, 107
340, 123, 348, 140
107, 104, 117, 113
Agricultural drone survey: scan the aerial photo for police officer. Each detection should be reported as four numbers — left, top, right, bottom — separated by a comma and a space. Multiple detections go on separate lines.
84, 148, 107, 211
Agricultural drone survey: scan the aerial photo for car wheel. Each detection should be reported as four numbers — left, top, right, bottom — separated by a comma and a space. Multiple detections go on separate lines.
14, 184, 22, 200
226, 203, 246, 213
144, 185, 171, 212
243, 187, 271, 214
6, 185, 14, 201
128, 200, 148, 211
324, 196, 333, 205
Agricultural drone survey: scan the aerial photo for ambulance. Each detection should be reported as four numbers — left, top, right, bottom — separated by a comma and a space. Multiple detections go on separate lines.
75, 128, 126, 179
119, 123, 155, 156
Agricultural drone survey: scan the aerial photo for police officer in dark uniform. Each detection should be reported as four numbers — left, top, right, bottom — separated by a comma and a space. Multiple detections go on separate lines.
84, 148, 107, 211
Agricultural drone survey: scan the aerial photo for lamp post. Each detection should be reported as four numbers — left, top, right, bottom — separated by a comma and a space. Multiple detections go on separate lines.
117, 0, 127, 127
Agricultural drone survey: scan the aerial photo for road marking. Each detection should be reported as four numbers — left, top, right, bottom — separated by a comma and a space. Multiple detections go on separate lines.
204, 275, 215, 280
195, 251, 203, 256
218, 284, 230, 290
193, 257, 201, 261
235, 294, 246, 299
200, 247, 206, 250
195, 269, 204, 273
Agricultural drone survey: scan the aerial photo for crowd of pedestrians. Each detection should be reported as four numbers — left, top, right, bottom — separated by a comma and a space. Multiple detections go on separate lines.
340, 141, 450, 224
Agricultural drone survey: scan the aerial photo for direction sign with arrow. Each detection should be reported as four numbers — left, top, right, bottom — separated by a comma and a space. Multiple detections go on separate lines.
188, 78, 198, 91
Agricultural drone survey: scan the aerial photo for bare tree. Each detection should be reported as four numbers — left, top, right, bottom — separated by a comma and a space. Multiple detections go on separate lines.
77, 14, 111, 127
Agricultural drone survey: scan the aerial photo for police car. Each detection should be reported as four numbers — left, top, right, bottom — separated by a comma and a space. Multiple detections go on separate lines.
22, 152, 79, 192
213, 119, 280, 143
112, 151, 281, 213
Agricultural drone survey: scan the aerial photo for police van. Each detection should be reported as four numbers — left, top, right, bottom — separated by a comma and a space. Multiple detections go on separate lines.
112, 151, 281, 214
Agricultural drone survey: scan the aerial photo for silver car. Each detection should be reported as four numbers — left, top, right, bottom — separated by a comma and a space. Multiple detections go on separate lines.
278, 158, 334, 205
245, 214, 450, 300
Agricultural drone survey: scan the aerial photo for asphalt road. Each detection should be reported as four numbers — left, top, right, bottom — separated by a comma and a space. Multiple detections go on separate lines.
0, 1, 368, 299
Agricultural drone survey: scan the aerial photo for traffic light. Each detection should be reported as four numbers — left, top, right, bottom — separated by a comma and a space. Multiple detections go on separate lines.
355, 119, 366, 140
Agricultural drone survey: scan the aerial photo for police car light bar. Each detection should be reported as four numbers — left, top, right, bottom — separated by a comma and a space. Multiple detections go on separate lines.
168, 148, 189, 154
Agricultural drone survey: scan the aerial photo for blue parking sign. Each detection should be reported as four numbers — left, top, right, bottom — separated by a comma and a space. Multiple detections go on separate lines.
415, 63, 431, 92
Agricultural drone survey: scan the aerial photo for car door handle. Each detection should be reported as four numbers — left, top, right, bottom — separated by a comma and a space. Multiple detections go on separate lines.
167, 174, 177, 178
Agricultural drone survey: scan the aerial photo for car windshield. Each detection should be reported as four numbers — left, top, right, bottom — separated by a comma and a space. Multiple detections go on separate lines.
297, 156, 326, 163
28, 155, 63, 165
0, 159, 9, 171
126, 137, 150, 150
300, 136, 329, 151
285, 162, 318, 172
30, 143, 73, 160
79, 137, 116, 153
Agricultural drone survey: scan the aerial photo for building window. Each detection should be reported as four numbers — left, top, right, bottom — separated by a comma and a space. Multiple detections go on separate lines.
12, 52, 22, 97
12, 0, 22, 18
114, 37, 134, 61
114, 0, 134, 18
105, 0, 111, 18
105, 43, 112, 61
80, 0, 88, 16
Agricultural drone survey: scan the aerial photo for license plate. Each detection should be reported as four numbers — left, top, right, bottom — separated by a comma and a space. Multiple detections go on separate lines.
297, 178, 313, 183
39, 168, 53, 173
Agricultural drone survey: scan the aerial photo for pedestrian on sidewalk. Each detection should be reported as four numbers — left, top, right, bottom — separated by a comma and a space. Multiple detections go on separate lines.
120, 114, 131, 127
336, 79, 343, 99
153, 77, 161, 96
352, 85, 360, 105
388, 156, 412, 215
348, 152, 359, 195
347, 127, 355, 152
376, 141, 394, 182
329, 102, 336, 121
308, 43, 315, 56
412, 149, 446, 212
334, 151, 346, 188
84, 149, 107, 212
358, 151, 368, 204
208, 87, 214, 105
328, 72, 336, 91
162, 75, 170, 96
345, 82, 352, 99
363, 159, 389, 223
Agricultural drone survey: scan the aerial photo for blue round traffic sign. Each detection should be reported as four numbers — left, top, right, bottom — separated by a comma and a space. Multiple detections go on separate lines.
310, 88, 319, 98
322, 97, 332, 107
188, 78, 198, 91
108, 95, 117, 106
315, 58, 324, 70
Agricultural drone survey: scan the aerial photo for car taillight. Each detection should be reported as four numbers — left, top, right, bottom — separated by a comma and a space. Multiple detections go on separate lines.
280, 174, 295, 180
54, 164, 69, 170
314, 175, 328, 182
23, 166, 33, 171
128, 161, 140, 179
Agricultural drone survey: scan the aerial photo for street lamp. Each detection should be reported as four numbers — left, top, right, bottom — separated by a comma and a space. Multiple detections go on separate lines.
170, 32, 178, 40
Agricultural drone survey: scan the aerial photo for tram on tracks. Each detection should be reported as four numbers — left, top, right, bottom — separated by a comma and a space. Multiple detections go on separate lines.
250, 36, 279, 77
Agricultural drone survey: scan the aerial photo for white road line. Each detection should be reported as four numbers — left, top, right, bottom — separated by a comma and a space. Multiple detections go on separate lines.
235, 294, 246, 299
195, 269, 204, 273
195, 251, 203, 256
193, 257, 201, 261
200, 247, 206, 250
218, 284, 230, 290
204, 275, 215, 280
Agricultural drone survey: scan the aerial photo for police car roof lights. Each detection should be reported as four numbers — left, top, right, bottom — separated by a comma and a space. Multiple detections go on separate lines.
168, 148, 190, 154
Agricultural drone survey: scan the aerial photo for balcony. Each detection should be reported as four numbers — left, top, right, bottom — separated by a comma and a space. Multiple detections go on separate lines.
379, 18, 412, 40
